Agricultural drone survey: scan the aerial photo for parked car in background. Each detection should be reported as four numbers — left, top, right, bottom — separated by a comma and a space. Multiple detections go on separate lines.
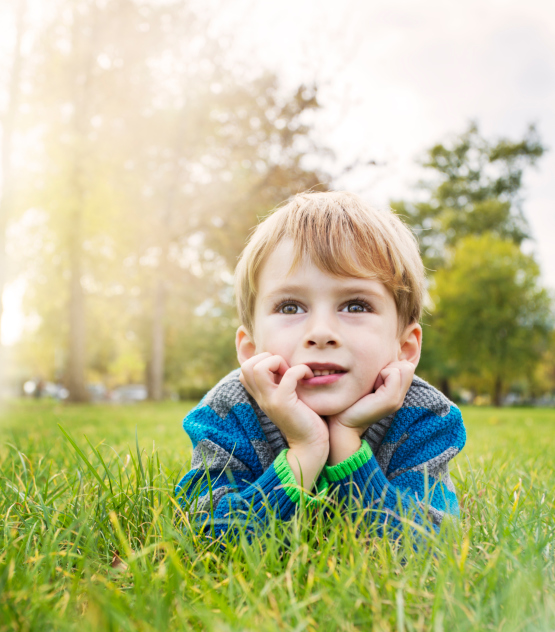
88, 383, 108, 402
110, 384, 148, 403
23, 380, 69, 400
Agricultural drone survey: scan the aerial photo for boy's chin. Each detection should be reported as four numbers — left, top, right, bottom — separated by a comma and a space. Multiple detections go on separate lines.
299, 393, 355, 418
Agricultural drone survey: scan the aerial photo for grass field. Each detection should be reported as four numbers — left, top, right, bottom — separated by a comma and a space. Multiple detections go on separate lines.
0, 400, 554, 631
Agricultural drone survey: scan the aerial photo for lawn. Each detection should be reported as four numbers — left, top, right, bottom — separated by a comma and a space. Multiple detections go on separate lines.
0, 400, 554, 631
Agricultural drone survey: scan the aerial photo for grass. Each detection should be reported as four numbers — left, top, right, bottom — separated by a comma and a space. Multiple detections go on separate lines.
0, 400, 554, 631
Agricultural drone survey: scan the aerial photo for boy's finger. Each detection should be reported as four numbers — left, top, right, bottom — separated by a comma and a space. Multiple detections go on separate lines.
240, 353, 272, 386
373, 372, 385, 392
277, 364, 314, 396
375, 359, 409, 393
241, 353, 278, 396
252, 355, 290, 390
241, 352, 272, 375
398, 360, 415, 391
385, 360, 415, 398
379, 367, 402, 396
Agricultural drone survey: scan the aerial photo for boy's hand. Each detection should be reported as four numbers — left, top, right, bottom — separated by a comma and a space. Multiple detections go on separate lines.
326, 360, 415, 465
239, 353, 329, 489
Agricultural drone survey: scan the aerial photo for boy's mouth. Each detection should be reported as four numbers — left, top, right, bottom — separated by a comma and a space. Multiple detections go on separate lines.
301, 363, 347, 386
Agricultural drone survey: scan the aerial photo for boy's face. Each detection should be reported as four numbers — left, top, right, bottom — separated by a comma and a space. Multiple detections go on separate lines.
237, 239, 421, 417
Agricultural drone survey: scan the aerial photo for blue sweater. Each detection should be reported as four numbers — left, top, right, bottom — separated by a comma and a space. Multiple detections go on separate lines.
175, 369, 466, 539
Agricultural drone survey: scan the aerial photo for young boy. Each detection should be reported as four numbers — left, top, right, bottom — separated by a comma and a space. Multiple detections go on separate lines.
176, 192, 466, 539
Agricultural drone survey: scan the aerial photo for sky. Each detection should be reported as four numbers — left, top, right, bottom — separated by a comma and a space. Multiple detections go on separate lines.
1, 0, 555, 344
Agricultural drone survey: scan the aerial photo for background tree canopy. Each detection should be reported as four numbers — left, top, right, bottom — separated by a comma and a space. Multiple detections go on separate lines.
2, 0, 330, 401
393, 123, 552, 404
432, 234, 552, 405
392, 122, 545, 270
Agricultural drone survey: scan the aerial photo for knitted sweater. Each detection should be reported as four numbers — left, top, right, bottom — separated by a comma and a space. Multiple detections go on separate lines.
175, 368, 466, 539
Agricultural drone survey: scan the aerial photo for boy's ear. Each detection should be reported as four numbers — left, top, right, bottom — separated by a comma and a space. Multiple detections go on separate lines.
236, 326, 256, 365
398, 322, 422, 367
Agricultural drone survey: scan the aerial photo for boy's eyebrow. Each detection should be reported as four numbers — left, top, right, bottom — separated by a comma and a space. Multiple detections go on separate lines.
262, 284, 307, 302
336, 286, 389, 305
336, 283, 388, 298
262, 282, 388, 303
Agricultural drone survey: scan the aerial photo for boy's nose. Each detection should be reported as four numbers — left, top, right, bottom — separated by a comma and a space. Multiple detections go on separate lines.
304, 315, 340, 348
306, 337, 337, 347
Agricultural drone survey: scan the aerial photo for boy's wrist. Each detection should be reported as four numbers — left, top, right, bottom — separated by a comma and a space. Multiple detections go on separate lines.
286, 442, 329, 490
327, 421, 365, 466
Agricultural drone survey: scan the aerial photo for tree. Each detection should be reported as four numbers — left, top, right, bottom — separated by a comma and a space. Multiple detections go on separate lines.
532, 330, 555, 400
392, 122, 545, 270
392, 123, 548, 397
431, 234, 552, 406
19, 0, 158, 400
0, 0, 26, 395
17, 0, 193, 400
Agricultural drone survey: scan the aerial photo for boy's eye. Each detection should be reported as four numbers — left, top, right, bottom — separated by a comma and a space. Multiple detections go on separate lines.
278, 303, 305, 315
341, 301, 371, 313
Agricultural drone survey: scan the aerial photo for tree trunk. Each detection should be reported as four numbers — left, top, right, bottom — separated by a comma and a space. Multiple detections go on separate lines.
66, 198, 88, 402
148, 273, 166, 401
66, 5, 95, 402
493, 375, 503, 407
0, 0, 25, 396
439, 377, 451, 400
146, 112, 185, 400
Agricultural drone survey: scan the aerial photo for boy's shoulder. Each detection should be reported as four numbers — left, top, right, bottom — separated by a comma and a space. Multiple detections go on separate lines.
403, 375, 454, 417
364, 375, 465, 453
198, 368, 247, 421
390, 374, 466, 450
396, 374, 465, 436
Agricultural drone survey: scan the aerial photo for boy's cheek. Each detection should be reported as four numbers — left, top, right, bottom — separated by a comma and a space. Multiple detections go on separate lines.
255, 339, 292, 364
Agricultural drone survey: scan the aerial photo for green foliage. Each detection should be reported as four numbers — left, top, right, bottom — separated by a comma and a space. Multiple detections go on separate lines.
164, 307, 240, 397
393, 123, 552, 400
0, 401, 554, 630
392, 122, 545, 269
431, 234, 552, 404
533, 330, 555, 397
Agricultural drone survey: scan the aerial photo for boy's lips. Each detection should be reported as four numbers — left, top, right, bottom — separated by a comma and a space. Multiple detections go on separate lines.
301, 362, 348, 387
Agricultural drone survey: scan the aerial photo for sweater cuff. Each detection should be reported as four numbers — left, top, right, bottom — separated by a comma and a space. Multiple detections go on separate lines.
274, 449, 329, 505
323, 440, 373, 482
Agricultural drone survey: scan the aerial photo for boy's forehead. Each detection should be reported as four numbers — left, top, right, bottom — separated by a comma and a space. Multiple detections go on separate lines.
257, 240, 391, 301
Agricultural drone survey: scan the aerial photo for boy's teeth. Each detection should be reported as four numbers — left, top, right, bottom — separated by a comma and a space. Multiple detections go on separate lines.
313, 370, 336, 376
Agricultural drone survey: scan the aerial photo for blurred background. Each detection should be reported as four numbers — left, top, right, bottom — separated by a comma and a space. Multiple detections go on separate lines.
0, 0, 554, 407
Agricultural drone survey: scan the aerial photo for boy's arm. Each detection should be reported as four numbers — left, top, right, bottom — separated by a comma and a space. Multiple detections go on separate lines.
175, 360, 329, 541
324, 396, 466, 533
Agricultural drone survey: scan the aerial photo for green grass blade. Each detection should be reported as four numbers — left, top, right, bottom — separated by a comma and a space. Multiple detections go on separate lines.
58, 424, 109, 492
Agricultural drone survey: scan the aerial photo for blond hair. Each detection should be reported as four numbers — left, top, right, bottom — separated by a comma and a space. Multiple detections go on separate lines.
234, 191, 425, 335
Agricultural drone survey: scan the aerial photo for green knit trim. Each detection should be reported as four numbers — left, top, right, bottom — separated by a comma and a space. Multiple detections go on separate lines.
323, 440, 373, 482
274, 449, 301, 503
274, 449, 329, 505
